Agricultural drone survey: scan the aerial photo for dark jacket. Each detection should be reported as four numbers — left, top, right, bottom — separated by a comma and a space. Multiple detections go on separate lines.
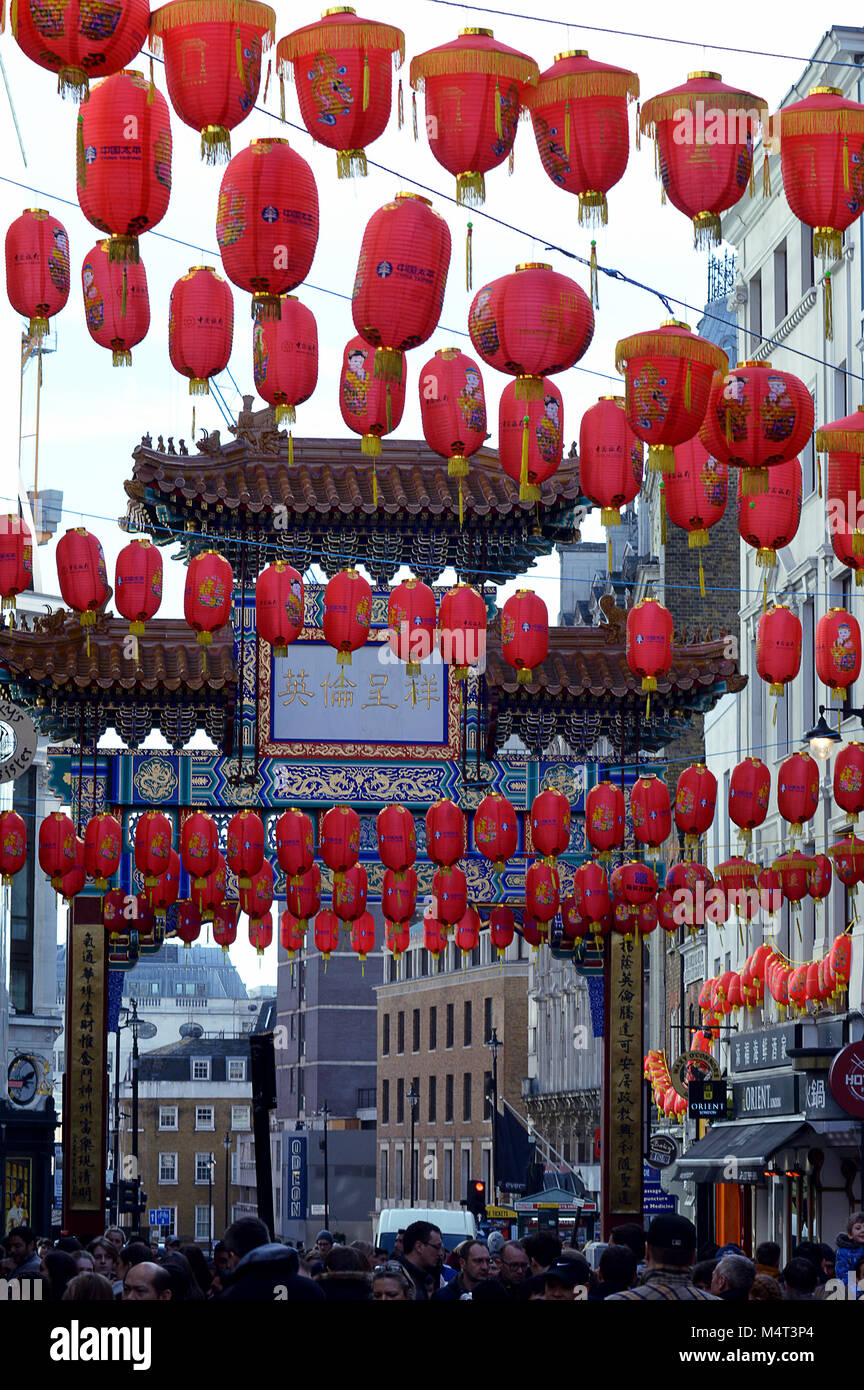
315, 1271, 372, 1302
398, 1256, 435, 1301
431, 1276, 471, 1301
834, 1234, 864, 1285
218, 1243, 324, 1302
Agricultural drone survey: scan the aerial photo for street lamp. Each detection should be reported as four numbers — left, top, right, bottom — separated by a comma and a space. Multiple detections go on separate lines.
406, 1086, 419, 1206
805, 707, 844, 761
223, 1130, 231, 1236
317, 1101, 330, 1231
487, 1028, 502, 1206
207, 1153, 215, 1258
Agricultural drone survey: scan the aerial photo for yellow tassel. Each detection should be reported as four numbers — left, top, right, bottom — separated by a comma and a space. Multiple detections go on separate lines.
772, 697, 777, 726
148, 55, 155, 104
235, 24, 243, 80
386, 381, 392, 432
859, 456, 864, 499
763, 153, 771, 198
519, 414, 530, 501
362, 52, 369, 111
818, 454, 822, 498
607, 533, 612, 574
398, 79, 404, 129
459, 482, 464, 528
279, 72, 285, 122
263, 59, 271, 104
495, 79, 503, 139
412, 90, 418, 141
564, 99, 570, 159
824, 270, 833, 342
76, 114, 86, 188
121, 265, 128, 318
660, 482, 667, 545
748, 157, 755, 197
466, 222, 473, 292
646, 692, 651, 720
192, 405, 196, 440
763, 575, 767, 611
844, 134, 850, 191
508, 145, 514, 175
699, 558, 705, 598
373, 463, 378, 508
288, 431, 293, 466
635, 101, 641, 149
590, 240, 599, 309
684, 361, 691, 411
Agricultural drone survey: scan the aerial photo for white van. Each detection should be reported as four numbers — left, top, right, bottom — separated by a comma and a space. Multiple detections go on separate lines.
375, 1208, 476, 1254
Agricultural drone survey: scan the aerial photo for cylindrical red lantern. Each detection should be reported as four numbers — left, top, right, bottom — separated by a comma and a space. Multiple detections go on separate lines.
0, 516, 33, 612
489, 904, 515, 956
176, 900, 204, 947
350, 910, 375, 962
779, 87, 864, 266
191, 853, 227, 920
674, 764, 717, 852
469, 263, 593, 402
13, 0, 150, 99
701, 364, 814, 496
828, 835, 864, 894
585, 782, 625, 859
377, 805, 416, 875
756, 604, 802, 697
816, 607, 862, 700
530, 788, 570, 863
736, 455, 802, 585
320, 805, 360, 883
239, 858, 274, 924
0, 810, 27, 886
383, 866, 417, 924
526, 859, 560, 924
729, 758, 771, 848
58, 837, 85, 901
410, 29, 538, 205
426, 800, 465, 867
616, 320, 728, 473
76, 70, 172, 264
134, 810, 173, 886
351, 192, 451, 381
438, 582, 486, 682
146, 848, 181, 919
453, 905, 480, 955
611, 860, 658, 905
5, 208, 70, 340
280, 908, 305, 959
625, 597, 674, 707
473, 793, 518, 872
630, 776, 672, 850
83, 812, 122, 890
102, 886, 130, 940
498, 378, 564, 502
432, 865, 468, 924
256, 562, 304, 656
777, 751, 820, 836
81, 241, 150, 365
322, 568, 372, 666
226, 810, 265, 890
501, 590, 549, 686
56, 528, 110, 641
254, 297, 318, 427
578, 395, 643, 528
333, 863, 368, 922
314, 907, 341, 961
184, 550, 233, 651
286, 864, 322, 931
339, 334, 406, 462
774, 849, 813, 904
275, 808, 314, 883
249, 912, 273, 955
834, 742, 864, 824
150, 1, 275, 162
114, 539, 162, 635
808, 853, 832, 902
388, 578, 436, 677
574, 860, 610, 928
666, 437, 729, 597
169, 266, 234, 394
419, 348, 487, 479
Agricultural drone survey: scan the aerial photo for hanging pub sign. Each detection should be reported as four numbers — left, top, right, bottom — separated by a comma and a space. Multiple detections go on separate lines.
62, 899, 108, 1235
646, 1132, 679, 1170
688, 1077, 728, 1119
669, 1049, 722, 1098
828, 1041, 864, 1119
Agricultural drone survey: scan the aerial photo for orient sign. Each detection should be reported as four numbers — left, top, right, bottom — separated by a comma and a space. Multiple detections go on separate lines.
828, 1042, 864, 1119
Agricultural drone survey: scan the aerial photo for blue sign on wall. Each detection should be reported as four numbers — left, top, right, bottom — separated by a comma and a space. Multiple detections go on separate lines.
642, 1161, 676, 1218
285, 1135, 308, 1222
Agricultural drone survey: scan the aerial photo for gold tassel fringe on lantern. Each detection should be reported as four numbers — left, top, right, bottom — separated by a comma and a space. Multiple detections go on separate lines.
517, 667, 533, 685
373, 346, 403, 383
58, 65, 88, 100
601, 506, 622, 528
337, 649, 352, 666
742, 466, 769, 495
814, 227, 842, 261
275, 401, 295, 426
111, 345, 132, 367
149, 0, 277, 52
514, 374, 543, 402
648, 443, 675, 474
693, 211, 722, 248
337, 148, 368, 178
687, 528, 709, 549
578, 191, 608, 229
201, 125, 232, 164
456, 171, 486, 206
278, 21, 404, 67
756, 546, 777, 568
107, 234, 140, 265
448, 453, 470, 478
361, 433, 382, 456
189, 377, 211, 396
252, 292, 281, 320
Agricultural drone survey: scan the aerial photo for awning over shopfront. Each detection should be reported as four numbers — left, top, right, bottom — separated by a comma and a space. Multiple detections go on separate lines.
671, 1120, 813, 1184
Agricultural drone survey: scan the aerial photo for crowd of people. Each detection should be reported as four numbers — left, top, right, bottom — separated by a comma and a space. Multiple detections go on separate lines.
2, 1210, 862, 1302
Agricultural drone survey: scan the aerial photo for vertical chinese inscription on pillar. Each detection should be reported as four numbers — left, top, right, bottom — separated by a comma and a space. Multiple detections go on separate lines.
608, 933, 643, 1217
64, 920, 107, 1220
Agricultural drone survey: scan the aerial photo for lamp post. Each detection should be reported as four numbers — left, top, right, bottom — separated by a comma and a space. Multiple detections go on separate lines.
207, 1153, 215, 1258
130, 999, 140, 1238
805, 707, 844, 760
407, 1086, 419, 1206
223, 1130, 231, 1236
487, 1028, 502, 1206
318, 1101, 330, 1231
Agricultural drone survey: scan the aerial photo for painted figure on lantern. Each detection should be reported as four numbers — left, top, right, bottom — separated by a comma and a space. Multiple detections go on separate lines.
215, 188, 246, 248
630, 364, 669, 433
306, 56, 353, 124
490, 83, 520, 157
155, 132, 172, 191
343, 347, 370, 415
536, 395, 561, 461
469, 288, 499, 357
761, 375, 798, 442
458, 367, 485, 433
82, 262, 104, 331
50, 226, 70, 292
252, 320, 269, 383
239, 43, 261, 116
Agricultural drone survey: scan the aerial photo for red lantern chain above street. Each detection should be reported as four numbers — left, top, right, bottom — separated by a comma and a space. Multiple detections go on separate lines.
82, 241, 150, 366
616, 320, 728, 474
12, 0, 150, 100
6, 209, 70, 341
256, 563, 304, 657
469, 262, 594, 402
498, 378, 564, 502
501, 590, 549, 685
169, 266, 234, 395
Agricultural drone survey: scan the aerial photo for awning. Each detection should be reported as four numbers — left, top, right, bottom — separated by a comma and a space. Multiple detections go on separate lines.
671, 1120, 813, 1184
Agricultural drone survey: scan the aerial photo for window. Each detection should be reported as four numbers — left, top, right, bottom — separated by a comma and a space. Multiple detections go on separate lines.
428, 1074, 437, 1123
379, 1147, 389, 1200
395, 1148, 404, 1200
748, 269, 762, 352
381, 1079, 390, 1125
227, 1059, 246, 1082
397, 1078, 405, 1125
191, 1057, 210, 1081
195, 1152, 213, 1185
382, 1014, 390, 1055
801, 222, 814, 293
158, 1152, 177, 1185
835, 360, 848, 421
231, 1105, 251, 1131
195, 1106, 214, 1131
446, 1003, 454, 1049
412, 1008, 420, 1053
411, 1077, 420, 1124
426, 1147, 437, 1203
428, 1006, 437, 1051
773, 240, 787, 324
462, 1072, 472, 1122
484, 1070, 493, 1120
397, 1011, 405, 1054
443, 1147, 453, 1202
483, 997, 493, 1044
194, 1205, 213, 1244
290, 1015, 296, 1041
482, 1146, 492, 1191
445, 1074, 454, 1122
461, 1146, 471, 1200
404, 951, 413, 980
463, 1000, 472, 1047
158, 1106, 178, 1131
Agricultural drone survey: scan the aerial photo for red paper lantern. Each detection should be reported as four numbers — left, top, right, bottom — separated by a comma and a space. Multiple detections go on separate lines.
729, 757, 771, 848
426, 800, 465, 867
56, 528, 110, 640
76, 70, 172, 263
279, 908, 305, 958
322, 568, 372, 666
816, 607, 862, 700
314, 908, 341, 961
498, 378, 564, 502
240, 858, 274, 924
419, 348, 486, 480
256, 562, 304, 657
474, 793, 518, 871
438, 583, 486, 682
655, 887, 677, 934
169, 266, 234, 394
320, 805, 360, 883
56, 837, 85, 901
737, 455, 802, 602
146, 848, 181, 919
81, 240, 150, 365
114, 539, 162, 635
828, 835, 864, 891
585, 782, 625, 859
701, 364, 814, 496
828, 934, 853, 992
351, 192, 451, 382
774, 849, 814, 904
756, 604, 801, 697
350, 910, 375, 962
561, 895, 586, 941
410, 29, 538, 205
275, 808, 314, 883
630, 776, 672, 850
83, 812, 121, 890
191, 853, 227, 920
286, 861, 323, 928
808, 853, 832, 901
217, 138, 318, 318
611, 860, 658, 905
530, 788, 570, 863
0, 517, 33, 611
333, 863, 368, 922
102, 887, 130, 940
134, 810, 173, 886
432, 865, 467, 924
830, 525, 864, 585
377, 805, 416, 875
469, 263, 593, 402
177, 899, 204, 944
423, 914, 445, 958
578, 396, 643, 527
779, 87, 864, 268
834, 742, 864, 824
715, 857, 760, 920
489, 904, 515, 956
501, 590, 548, 686
611, 900, 638, 935
640, 72, 764, 245
226, 810, 265, 889
0, 810, 27, 886
339, 335, 406, 461
615, 320, 728, 473
382, 866, 417, 924
184, 550, 233, 651
777, 751, 820, 836
527, 49, 638, 226
13, 0, 149, 99
388, 578, 436, 676
5, 208, 70, 340
276, 9, 404, 178
674, 764, 717, 852
625, 597, 674, 707
453, 905, 479, 955
254, 297, 318, 427
526, 859, 560, 924
150, 1, 275, 162
666, 438, 729, 597
574, 860, 610, 928
249, 912, 273, 955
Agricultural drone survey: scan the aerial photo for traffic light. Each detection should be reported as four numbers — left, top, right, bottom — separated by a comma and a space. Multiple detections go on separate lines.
117, 1179, 139, 1215
466, 1180, 487, 1221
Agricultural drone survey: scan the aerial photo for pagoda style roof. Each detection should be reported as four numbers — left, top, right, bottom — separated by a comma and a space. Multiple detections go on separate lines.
123, 402, 586, 585
0, 610, 236, 751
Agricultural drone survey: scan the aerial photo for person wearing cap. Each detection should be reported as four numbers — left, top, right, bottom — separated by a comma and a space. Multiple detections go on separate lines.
314, 1230, 334, 1260
542, 1256, 592, 1301
605, 1216, 719, 1301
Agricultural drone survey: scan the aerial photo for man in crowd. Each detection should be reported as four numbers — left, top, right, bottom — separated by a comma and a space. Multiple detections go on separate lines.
431, 1240, 490, 1300
399, 1221, 445, 1300
542, 1257, 591, 1301
5, 1226, 41, 1278
521, 1232, 562, 1276
606, 1215, 719, 1301
711, 1253, 755, 1301
496, 1240, 530, 1297
122, 1262, 173, 1301
218, 1216, 324, 1302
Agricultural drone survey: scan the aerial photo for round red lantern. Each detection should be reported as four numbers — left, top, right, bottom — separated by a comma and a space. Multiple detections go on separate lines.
350, 910, 375, 963
76, 70, 172, 263
501, 590, 548, 686
611, 900, 638, 935
0, 516, 33, 612
191, 853, 227, 920
102, 887, 130, 940
217, 138, 318, 318
13, 0, 150, 99
779, 87, 864, 266
674, 764, 717, 852
339, 335, 406, 464
114, 539, 162, 636
5, 208, 70, 340
256, 562, 304, 657
81, 240, 150, 365
83, 812, 121, 890
655, 887, 677, 934
254, 297, 317, 428
729, 757, 771, 849
388, 578, 436, 677
578, 396, 642, 530
574, 860, 610, 928
376, 805, 416, 875
715, 857, 760, 920
640, 73, 764, 245
473, 793, 518, 872
146, 848, 181, 919
276, 8, 404, 179
499, 378, 564, 503
616, 320, 728, 474
0, 810, 27, 885
453, 905, 479, 955
666, 438, 728, 597
828, 934, 853, 994
134, 810, 173, 886
150, 1, 275, 161
526, 859, 560, 924
424, 913, 445, 959
489, 904, 515, 956
809, 853, 833, 902
530, 788, 570, 864
834, 742, 864, 824
385, 921, 410, 959
320, 805, 360, 883
438, 583, 486, 682
382, 866, 417, 924
625, 597, 674, 710
469, 263, 593, 402
426, 800, 465, 867
239, 858, 274, 924
432, 865, 468, 925
828, 835, 864, 895
816, 607, 862, 700
630, 775, 672, 850
611, 860, 658, 905
56, 528, 110, 644
177, 899, 204, 946
758, 866, 783, 918
419, 348, 487, 479
314, 908, 341, 961
700, 364, 814, 496
561, 895, 586, 941
226, 810, 265, 890
585, 782, 625, 859
410, 29, 538, 205
527, 49, 638, 226
184, 550, 233, 651
351, 192, 451, 382
249, 912, 273, 955
280, 909, 305, 958
756, 604, 801, 697
774, 849, 813, 905
275, 808, 314, 883
333, 864, 368, 922
737, 456, 802, 602
169, 266, 234, 394
323, 568, 371, 666
39, 813, 77, 889
830, 524, 864, 585
777, 751, 820, 837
